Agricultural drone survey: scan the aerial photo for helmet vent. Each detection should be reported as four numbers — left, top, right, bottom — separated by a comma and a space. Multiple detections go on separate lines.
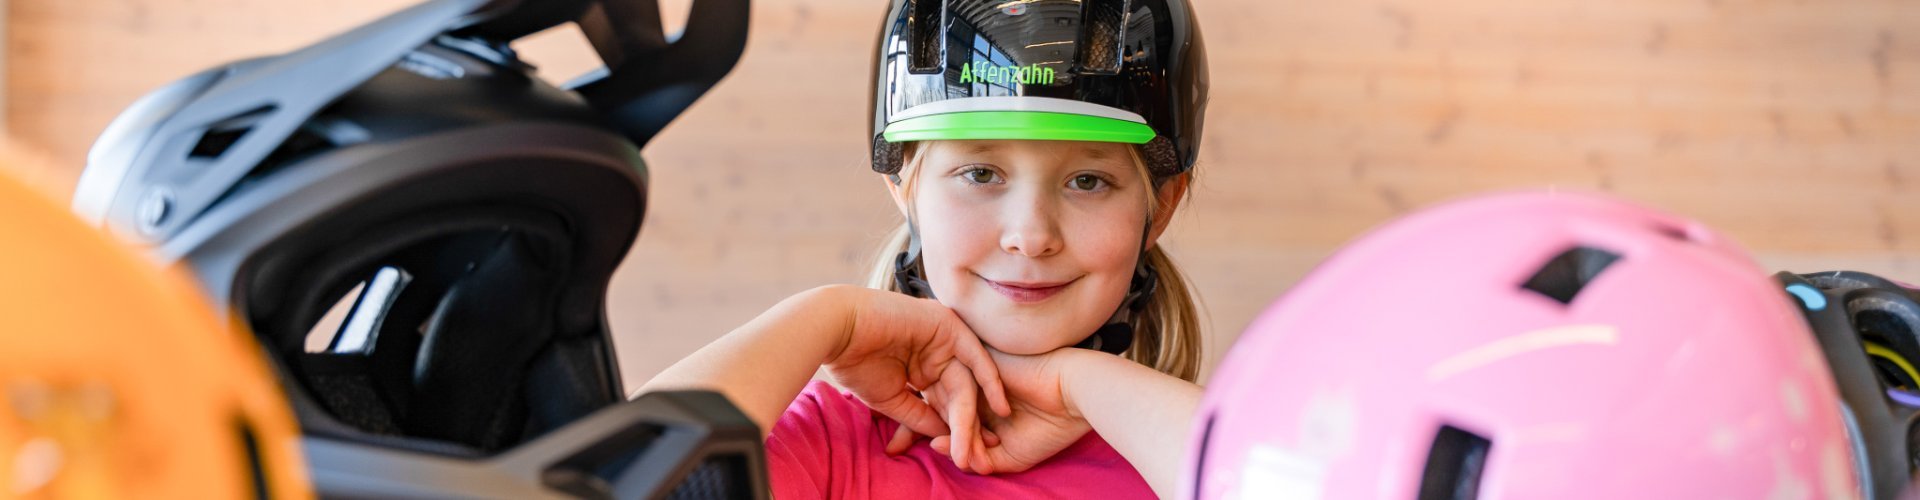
1190, 413, 1217, 499
189, 106, 276, 160
544, 423, 755, 498
1651, 223, 1691, 242
1520, 246, 1622, 305
1847, 298, 1920, 391
236, 418, 273, 499
1417, 425, 1491, 500
1076, 0, 1129, 75
541, 423, 666, 497
907, 0, 947, 74
665, 454, 754, 499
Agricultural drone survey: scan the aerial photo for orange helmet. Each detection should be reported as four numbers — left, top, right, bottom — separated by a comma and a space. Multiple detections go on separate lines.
0, 166, 310, 499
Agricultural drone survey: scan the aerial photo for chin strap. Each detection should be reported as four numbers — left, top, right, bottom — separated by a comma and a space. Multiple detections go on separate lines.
893, 222, 937, 299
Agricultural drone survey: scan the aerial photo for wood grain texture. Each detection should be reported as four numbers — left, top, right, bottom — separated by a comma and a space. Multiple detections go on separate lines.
10, 0, 1920, 385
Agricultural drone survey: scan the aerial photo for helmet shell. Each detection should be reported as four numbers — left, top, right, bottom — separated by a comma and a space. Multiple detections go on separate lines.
0, 165, 310, 499
868, 0, 1208, 177
1187, 191, 1858, 499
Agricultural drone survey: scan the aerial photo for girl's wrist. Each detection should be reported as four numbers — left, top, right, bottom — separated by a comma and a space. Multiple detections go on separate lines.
1056, 347, 1117, 420
792, 284, 862, 365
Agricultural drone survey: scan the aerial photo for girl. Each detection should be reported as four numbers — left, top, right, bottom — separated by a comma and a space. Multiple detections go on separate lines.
643, 0, 1211, 497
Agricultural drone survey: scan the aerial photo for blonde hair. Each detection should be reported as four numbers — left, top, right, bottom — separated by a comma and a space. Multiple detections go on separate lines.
865, 142, 1204, 382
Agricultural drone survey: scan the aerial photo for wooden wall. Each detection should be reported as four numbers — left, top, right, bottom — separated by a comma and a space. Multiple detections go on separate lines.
9, 0, 1920, 386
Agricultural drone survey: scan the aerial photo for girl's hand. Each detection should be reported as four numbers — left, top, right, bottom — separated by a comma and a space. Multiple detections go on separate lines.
906, 347, 1098, 475
820, 287, 1013, 469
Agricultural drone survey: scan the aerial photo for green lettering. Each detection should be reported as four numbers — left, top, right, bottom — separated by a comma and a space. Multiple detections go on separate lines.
956, 61, 1059, 86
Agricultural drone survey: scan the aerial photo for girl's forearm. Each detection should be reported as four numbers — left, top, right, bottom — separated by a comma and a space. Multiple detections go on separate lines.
636, 285, 856, 436
1061, 350, 1203, 499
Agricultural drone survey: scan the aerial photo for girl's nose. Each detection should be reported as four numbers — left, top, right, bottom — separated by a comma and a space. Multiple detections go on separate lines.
1000, 193, 1063, 258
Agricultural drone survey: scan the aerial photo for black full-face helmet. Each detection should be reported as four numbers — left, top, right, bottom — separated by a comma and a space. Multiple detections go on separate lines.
73, 0, 767, 497
1778, 271, 1920, 499
867, 0, 1209, 354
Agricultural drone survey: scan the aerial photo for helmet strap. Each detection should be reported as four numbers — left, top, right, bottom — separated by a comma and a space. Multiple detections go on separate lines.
892, 221, 937, 299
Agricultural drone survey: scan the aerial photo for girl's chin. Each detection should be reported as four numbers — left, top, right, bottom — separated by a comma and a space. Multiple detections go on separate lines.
978, 336, 1059, 355
969, 320, 1099, 355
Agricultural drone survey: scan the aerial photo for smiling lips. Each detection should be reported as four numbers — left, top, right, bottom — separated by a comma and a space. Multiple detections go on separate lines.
983, 277, 1074, 303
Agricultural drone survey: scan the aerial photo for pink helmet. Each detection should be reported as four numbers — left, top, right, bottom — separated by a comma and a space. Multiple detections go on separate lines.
1186, 191, 1859, 499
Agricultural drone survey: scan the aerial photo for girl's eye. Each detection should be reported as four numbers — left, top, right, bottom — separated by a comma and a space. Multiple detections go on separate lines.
1069, 174, 1107, 191
962, 168, 1001, 184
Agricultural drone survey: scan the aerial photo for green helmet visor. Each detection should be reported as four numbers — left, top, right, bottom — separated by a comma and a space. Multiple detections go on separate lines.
883, 111, 1156, 144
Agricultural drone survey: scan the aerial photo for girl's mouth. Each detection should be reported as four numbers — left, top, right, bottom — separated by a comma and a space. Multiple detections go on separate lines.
982, 277, 1074, 303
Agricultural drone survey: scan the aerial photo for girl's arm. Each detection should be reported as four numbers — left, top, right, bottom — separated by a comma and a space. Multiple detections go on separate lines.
637, 284, 1010, 465
1057, 349, 1202, 498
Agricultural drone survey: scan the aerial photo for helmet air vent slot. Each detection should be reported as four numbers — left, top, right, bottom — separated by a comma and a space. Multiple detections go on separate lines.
1520, 246, 1622, 305
1075, 0, 1129, 75
1417, 425, 1491, 500
907, 0, 948, 74
188, 106, 277, 160
236, 418, 272, 500
1845, 295, 1920, 392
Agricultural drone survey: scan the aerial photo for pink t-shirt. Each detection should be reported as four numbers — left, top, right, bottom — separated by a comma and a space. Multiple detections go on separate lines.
766, 380, 1156, 499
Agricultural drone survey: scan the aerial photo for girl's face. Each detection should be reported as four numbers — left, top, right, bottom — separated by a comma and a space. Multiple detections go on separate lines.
894, 140, 1171, 354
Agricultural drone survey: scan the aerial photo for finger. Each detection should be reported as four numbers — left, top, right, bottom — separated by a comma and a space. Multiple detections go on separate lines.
973, 394, 1004, 448
886, 423, 920, 455
979, 440, 998, 475
866, 389, 952, 439
931, 435, 951, 456
949, 327, 1012, 418
968, 430, 992, 475
940, 364, 980, 471
954, 390, 996, 476
950, 424, 971, 472
933, 309, 1021, 415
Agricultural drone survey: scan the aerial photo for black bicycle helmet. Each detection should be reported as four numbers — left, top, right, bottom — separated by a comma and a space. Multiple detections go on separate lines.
72, 0, 765, 497
868, 0, 1207, 178
1777, 270, 1920, 499
868, 0, 1208, 355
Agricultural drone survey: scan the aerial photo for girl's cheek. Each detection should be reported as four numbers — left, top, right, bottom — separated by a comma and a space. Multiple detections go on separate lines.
920, 190, 1001, 250
1065, 205, 1148, 265
914, 196, 995, 302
